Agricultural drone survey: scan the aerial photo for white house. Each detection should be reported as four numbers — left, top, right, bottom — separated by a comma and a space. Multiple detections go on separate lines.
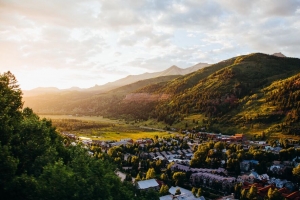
136, 179, 159, 190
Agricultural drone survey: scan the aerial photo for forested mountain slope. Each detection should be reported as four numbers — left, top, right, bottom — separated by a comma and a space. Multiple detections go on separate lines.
146, 53, 300, 135
23, 53, 300, 136
23, 75, 179, 114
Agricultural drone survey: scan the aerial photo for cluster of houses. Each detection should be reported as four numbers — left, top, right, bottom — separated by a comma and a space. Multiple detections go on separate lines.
61, 131, 300, 199
136, 179, 206, 200
241, 182, 300, 200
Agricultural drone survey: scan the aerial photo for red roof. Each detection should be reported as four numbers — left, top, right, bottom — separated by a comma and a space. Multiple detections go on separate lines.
278, 187, 290, 194
286, 191, 300, 200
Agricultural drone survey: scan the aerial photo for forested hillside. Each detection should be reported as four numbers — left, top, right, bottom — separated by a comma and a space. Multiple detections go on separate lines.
0, 72, 152, 200
23, 53, 300, 137
23, 75, 179, 115
149, 53, 300, 135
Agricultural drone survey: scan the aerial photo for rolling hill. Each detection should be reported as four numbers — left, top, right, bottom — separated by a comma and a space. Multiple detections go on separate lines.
23, 53, 300, 137
86, 63, 210, 92
23, 62, 210, 97
23, 75, 180, 115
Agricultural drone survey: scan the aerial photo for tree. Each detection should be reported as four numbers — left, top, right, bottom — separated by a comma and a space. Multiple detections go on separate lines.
267, 188, 282, 200
159, 184, 169, 196
175, 188, 181, 195
135, 173, 142, 182
172, 172, 186, 186
214, 141, 225, 151
146, 168, 156, 179
140, 189, 159, 200
247, 185, 258, 200
234, 183, 242, 199
240, 189, 248, 200
0, 71, 23, 145
0, 71, 139, 200
292, 164, 300, 180
197, 188, 202, 197
191, 187, 197, 197
160, 173, 167, 181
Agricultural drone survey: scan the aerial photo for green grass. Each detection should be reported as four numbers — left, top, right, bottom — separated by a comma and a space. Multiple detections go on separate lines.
40, 115, 122, 124
39, 115, 175, 141
77, 129, 173, 141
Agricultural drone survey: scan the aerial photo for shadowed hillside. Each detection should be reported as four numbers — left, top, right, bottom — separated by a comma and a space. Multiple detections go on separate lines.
24, 53, 300, 137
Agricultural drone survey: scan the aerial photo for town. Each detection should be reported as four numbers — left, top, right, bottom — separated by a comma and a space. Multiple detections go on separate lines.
61, 130, 300, 200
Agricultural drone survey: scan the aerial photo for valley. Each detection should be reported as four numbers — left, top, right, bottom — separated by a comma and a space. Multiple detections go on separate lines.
25, 53, 300, 139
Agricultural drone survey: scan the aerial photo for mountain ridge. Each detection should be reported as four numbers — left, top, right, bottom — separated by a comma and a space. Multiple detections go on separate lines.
23, 52, 300, 137
86, 62, 210, 92
23, 62, 210, 97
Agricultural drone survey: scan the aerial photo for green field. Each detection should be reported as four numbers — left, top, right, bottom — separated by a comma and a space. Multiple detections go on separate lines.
39, 115, 175, 141
40, 115, 122, 124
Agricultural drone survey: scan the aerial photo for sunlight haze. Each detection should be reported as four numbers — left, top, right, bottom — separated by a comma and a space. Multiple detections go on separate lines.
0, 0, 299, 90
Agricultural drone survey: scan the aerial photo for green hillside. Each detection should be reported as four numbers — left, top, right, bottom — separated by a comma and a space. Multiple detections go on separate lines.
23, 53, 300, 137
147, 53, 300, 136
23, 75, 180, 115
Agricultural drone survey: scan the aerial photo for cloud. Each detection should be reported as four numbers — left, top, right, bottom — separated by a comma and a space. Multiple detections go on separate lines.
0, 0, 299, 89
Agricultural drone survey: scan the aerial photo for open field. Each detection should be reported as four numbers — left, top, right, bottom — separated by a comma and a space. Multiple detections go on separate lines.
76, 129, 174, 141
40, 114, 122, 124
39, 115, 176, 140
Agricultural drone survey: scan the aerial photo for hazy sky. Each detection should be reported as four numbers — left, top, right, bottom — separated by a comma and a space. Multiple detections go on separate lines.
1, 0, 300, 90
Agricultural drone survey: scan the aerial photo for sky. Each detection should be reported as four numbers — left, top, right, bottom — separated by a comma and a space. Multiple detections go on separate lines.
1, 0, 300, 90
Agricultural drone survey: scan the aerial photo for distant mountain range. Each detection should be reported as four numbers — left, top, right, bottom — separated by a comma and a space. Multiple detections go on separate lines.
22, 63, 210, 97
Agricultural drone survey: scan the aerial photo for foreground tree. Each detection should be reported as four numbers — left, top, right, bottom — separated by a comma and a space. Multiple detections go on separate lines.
0, 72, 139, 200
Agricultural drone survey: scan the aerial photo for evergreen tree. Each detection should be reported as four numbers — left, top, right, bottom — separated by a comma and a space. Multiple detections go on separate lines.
247, 185, 258, 200
159, 184, 169, 196
197, 188, 202, 197
191, 187, 197, 197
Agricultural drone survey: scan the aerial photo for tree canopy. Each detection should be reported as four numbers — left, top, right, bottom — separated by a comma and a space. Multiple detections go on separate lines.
0, 72, 145, 200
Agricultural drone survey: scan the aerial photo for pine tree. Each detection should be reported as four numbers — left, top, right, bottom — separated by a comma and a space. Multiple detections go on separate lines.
159, 185, 169, 196
247, 185, 258, 200
197, 188, 202, 197
191, 187, 197, 197
135, 173, 141, 182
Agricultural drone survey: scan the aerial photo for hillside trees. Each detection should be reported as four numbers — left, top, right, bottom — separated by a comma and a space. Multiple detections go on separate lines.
0, 72, 138, 200
292, 164, 300, 180
0, 71, 23, 145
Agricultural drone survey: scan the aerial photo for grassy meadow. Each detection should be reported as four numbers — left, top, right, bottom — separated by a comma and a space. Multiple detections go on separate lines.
40, 115, 175, 141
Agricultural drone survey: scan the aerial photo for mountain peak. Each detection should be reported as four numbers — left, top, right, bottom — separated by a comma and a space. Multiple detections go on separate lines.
272, 52, 286, 57
169, 65, 180, 69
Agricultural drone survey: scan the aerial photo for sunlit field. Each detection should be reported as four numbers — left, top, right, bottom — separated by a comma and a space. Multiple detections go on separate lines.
40, 115, 175, 141
40, 115, 121, 124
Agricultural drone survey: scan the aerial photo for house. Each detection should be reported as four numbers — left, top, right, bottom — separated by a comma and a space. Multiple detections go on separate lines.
268, 178, 288, 188
159, 186, 205, 200
240, 160, 259, 172
190, 172, 236, 191
216, 194, 238, 200
120, 138, 133, 143
285, 191, 300, 200
230, 133, 245, 142
110, 141, 130, 147
136, 179, 159, 190
269, 164, 284, 175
